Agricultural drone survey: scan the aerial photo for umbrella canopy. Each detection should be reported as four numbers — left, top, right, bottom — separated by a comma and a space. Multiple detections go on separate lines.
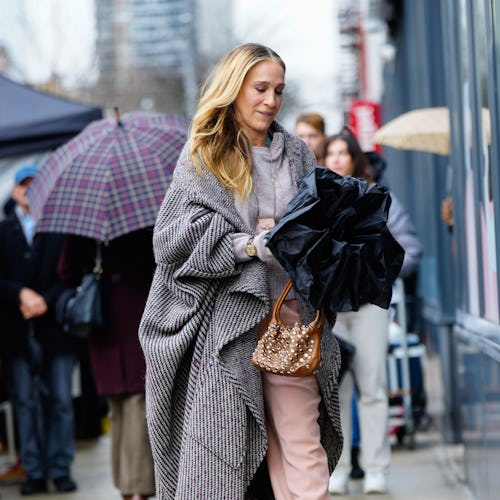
371, 106, 491, 155
266, 167, 404, 320
27, 111, 189, 242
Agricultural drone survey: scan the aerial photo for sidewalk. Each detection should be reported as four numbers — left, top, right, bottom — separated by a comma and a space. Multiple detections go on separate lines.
0, 436, 123, 500
0, 430, 471, 500
0, 355, 473, 499
334, 430, 471, 499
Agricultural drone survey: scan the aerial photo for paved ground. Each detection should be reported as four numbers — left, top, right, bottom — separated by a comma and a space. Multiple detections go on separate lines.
333, 432, 471, 499
0, 431, 471, 500
0, 353, 474, 499
0, 426, 472, 500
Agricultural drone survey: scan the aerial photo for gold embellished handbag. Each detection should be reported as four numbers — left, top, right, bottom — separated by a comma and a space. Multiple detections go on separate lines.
252, 280, 325, 377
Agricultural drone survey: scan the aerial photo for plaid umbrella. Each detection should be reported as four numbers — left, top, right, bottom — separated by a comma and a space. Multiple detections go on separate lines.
27, 111, 189, 242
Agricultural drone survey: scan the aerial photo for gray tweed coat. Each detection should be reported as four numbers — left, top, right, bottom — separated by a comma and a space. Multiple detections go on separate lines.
139, 122, 343, 499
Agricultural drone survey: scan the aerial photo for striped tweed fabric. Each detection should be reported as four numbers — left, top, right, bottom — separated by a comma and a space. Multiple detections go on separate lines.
26, 112, 189, 243
139, 122, 343, 499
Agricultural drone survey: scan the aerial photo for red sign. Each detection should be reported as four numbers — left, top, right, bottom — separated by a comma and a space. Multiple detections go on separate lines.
348, 100, 381, 152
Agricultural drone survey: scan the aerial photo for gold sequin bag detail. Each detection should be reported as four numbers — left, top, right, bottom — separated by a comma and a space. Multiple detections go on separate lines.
252, 280, 325, 377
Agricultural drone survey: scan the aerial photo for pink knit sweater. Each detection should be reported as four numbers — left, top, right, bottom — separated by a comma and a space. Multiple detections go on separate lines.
232, 132, 297, 300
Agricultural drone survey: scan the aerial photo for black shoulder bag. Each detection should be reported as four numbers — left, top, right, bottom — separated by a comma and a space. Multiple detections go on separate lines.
64, 242, 104, 339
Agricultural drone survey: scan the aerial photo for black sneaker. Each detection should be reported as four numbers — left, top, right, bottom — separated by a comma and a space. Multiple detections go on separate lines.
53, 476, 77, 493
20, 477, 47, 495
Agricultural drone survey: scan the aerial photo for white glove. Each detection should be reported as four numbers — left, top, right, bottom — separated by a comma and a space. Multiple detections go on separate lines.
254, 231, 275, 263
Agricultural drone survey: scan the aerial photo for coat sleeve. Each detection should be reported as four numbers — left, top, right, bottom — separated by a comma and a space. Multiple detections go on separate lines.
140, 177, 243, 336
387, 194, 423, 278
0, 220, 23, 305
138, 179, 244, 462
155, 182, 240, 280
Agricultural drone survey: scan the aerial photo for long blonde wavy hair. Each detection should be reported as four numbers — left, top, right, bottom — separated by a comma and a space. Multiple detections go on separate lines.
190, 43, 285, 199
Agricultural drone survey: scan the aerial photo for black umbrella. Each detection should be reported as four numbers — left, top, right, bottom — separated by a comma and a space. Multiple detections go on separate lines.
266, 167, 404, 321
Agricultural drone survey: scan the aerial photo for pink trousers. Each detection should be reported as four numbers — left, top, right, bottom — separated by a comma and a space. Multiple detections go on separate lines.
257, 300, 330, 500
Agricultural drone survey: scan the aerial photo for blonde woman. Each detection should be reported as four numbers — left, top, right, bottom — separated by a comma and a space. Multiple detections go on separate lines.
139, 43, 343, 499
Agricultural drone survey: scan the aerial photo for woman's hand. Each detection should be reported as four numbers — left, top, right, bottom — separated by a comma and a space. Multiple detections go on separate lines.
253, 231, 275, 263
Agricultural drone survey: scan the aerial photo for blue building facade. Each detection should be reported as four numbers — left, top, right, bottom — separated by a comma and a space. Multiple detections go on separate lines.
379, 1, 500, 497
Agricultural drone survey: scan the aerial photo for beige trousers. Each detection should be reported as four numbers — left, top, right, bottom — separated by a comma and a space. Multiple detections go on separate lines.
108, 393, 155, 496
257, 300, 330, 500
333, 303, 391, 474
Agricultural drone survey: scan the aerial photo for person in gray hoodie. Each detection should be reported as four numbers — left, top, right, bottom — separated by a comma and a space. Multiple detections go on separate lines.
324, 129, 422, 495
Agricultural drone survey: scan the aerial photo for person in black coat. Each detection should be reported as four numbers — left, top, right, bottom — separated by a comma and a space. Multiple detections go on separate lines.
0, 166, 77, 496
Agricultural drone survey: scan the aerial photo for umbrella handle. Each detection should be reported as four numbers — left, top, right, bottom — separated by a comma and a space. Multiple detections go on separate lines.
92, 241, 103, 276
113, 106, 122, 127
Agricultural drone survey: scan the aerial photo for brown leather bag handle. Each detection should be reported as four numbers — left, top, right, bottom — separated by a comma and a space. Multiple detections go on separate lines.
271, 280, 325, 330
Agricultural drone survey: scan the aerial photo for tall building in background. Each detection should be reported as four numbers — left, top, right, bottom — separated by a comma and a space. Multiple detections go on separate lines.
337, 0, 363, 110
338, 0, 394, 151
94, 0, 198, 114
195, 0, 233, 73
